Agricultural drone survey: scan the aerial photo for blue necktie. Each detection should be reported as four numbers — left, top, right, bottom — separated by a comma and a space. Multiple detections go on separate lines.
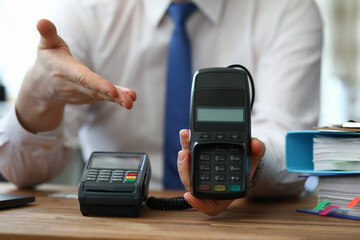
164, 3, 197, 189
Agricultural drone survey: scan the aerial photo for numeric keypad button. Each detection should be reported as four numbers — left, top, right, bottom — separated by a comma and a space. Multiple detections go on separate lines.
229, 165, 241, 172
214, 175, 226, 181
199, 164, 211, 171
199, 154, 211, 161
214, 165, 226, 172
230, 176, 240, 182
229, 155, 241, 161
85, 177, 96, 181
214, 155, 225, 161
199, 175, 211, 181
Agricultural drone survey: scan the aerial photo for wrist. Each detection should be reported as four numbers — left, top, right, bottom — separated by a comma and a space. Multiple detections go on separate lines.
16, 89, 65, 134
15, 66, 66, 133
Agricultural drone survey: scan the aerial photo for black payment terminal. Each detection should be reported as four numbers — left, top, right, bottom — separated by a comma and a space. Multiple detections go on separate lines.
189, 65, 254, 200
78, 152, 151, 217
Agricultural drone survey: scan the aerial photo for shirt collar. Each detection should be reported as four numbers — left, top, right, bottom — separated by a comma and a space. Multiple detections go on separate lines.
143, 0, 224, 28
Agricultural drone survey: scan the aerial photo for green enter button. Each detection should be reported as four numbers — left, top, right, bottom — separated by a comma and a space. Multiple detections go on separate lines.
229, 185, 241, 191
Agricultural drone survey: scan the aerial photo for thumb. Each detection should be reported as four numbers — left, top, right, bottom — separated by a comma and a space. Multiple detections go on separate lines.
249, 138, 266, 178
36, 19, 69, 52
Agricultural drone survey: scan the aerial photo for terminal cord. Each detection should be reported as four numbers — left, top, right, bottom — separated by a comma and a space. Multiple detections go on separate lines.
146, 196, 192, 210
227, 64, 255, 110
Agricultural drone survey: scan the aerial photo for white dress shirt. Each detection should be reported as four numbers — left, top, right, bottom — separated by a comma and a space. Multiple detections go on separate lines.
0, 0, 322, 196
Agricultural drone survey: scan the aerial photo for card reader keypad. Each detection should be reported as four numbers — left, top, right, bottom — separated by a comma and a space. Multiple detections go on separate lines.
195, 143, 245, 193
85, 169, 138, 183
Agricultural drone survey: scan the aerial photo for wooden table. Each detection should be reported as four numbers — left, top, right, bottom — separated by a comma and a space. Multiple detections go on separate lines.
0, 183, 360, 239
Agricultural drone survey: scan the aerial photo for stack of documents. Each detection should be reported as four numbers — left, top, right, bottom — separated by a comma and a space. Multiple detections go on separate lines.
313, 135, 360, 171
286, 130, 360, 220
317, 176, 360, 217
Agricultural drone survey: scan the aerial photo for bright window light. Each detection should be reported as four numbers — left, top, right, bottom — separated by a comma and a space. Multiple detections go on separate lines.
0, 0, 60, 101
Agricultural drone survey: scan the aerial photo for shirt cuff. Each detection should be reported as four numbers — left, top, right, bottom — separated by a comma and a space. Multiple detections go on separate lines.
3, 105, 65, 155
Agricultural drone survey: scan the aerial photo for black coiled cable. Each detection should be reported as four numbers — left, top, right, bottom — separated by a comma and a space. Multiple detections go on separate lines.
146, 196, 192, 210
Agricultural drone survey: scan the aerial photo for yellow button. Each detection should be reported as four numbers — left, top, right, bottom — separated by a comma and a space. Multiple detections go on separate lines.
214, 185, 226, 191
126, 176, 137, 179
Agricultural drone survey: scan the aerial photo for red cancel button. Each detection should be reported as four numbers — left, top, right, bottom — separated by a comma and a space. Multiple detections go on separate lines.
199, 184, 211, 191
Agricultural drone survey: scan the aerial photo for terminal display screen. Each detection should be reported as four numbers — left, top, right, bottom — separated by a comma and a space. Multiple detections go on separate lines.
90, 154, 141, 170
196, 107, 244, 122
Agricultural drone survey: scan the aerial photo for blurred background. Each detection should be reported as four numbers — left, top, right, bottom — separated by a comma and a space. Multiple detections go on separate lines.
0, 0, 359, 185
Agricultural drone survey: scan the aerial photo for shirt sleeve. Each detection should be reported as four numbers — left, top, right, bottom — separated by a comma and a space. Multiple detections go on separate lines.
0, 1, 92, 188
0, 106, 74, 188
248, 0, 323, 198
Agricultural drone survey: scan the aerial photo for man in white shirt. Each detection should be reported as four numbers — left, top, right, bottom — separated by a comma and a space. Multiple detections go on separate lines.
0, 0, 322, 215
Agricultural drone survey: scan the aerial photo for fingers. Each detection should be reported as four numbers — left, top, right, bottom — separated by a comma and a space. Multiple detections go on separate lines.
62, 58, 118, 97
59, 59, 136, 109
251, 138, 266, 158
184, 192, 233, 216
178, 129, 191, 191
249, 138, 266, 178
178, 150, 191, 192
179, 129, 189, 151
115, 86, 137, 102
116, 88, 136, 109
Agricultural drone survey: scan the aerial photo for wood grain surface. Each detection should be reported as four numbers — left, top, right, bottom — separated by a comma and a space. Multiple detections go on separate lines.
1, 183, 360, 240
